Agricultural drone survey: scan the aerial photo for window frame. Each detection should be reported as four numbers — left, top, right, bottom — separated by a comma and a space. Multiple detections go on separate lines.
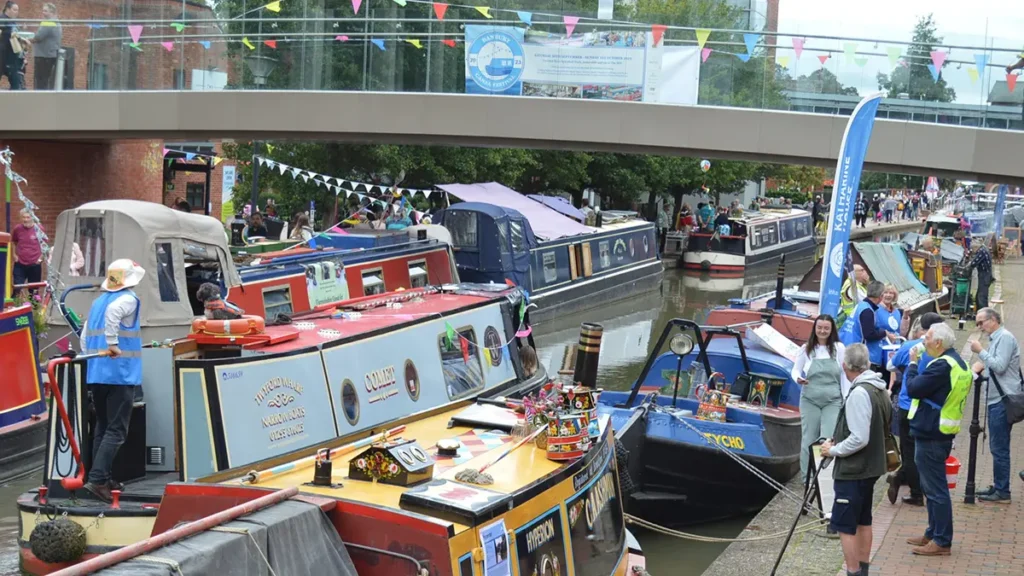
361, 267, 386, 296
437, 326, 485, 400
407, 259, 428, 289
154, 242, 181, 303
262, 285, 294, 318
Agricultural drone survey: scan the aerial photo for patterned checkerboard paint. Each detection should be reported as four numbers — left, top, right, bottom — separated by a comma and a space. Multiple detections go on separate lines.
430, 429, 512, 472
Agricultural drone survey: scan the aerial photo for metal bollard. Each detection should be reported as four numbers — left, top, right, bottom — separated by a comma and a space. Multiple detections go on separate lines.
964, 375, 985, 504
54, 48, 66, 91
572, 323, 603, 388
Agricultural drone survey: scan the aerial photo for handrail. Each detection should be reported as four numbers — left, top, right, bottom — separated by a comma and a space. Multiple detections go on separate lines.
45, 354, 107, 491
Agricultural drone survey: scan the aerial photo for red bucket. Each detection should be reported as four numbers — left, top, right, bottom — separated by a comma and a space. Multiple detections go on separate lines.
946, 456, 960, 489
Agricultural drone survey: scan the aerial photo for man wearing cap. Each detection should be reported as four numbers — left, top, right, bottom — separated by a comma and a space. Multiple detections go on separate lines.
81, 259, 145, 503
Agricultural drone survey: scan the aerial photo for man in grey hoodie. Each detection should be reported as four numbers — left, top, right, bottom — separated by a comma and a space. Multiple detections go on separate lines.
822, 343, 892, 576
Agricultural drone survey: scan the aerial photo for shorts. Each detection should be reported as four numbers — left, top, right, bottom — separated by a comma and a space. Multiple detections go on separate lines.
829, 477, 879, 535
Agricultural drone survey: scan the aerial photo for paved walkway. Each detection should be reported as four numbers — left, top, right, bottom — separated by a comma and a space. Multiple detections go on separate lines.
865, 260, 1024, 576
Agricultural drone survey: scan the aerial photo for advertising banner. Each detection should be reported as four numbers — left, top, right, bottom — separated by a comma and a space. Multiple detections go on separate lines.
465, 26, 699, 104
819, 92, 883, 318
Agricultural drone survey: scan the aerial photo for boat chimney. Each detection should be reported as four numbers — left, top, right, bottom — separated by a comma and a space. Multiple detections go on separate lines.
773, 254, 786, 310
573, 323, 603, 388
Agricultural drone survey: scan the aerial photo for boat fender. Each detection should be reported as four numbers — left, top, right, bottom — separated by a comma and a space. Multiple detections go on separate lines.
615, 439, 637, 496
700, 260, 712, 270
29, 516, 87, 564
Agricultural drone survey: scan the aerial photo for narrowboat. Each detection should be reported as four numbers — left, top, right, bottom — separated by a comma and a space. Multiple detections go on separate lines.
681, 208, 815, 273
18, 282, 549, 574
433, 182, 664, 324
598, 319, 802, 526
45, 200, 457, 343
921, 210, 994, 240
0, 231, 48, 484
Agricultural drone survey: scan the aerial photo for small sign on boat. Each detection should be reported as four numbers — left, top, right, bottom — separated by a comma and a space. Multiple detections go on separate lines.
749, 324, 802, 363
480, 518, 511, 576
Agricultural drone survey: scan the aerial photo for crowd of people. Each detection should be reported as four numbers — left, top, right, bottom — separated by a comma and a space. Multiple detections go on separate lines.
853, 191, 928, 228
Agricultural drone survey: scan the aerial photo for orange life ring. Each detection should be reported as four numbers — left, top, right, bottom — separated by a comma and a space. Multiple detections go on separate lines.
191, 315, 266, 337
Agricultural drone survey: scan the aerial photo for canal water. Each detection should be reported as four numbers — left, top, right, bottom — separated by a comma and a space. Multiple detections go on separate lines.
0, 242, 872, 575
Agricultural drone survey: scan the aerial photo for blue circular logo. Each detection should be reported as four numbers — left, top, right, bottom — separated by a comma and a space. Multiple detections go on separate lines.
467, 30, 524, 92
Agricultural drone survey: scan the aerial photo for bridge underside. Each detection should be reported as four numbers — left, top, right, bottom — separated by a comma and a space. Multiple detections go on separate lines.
8, 91, 1023, 185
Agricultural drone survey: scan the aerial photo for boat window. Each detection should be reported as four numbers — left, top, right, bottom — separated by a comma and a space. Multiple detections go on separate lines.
263, 286, 293, 318
599, 241, 611, 268
404, 359, 420, 401
341, 379, 359, 425
155, 243, 180, 302
408, 260, 428, 288
497, 222, 511, 257
509, 220, 526, 252
779, 219, 795, 242
446, 211, 478, 249
362, 269, 385, 296
75, 217, 106, 277
438, 327, 485, 400
542, 252, 558, 283
795, 217, 811, 238
751, 223, 778, 249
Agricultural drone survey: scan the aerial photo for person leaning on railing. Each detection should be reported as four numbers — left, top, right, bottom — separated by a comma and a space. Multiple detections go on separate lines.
0, 1, 27, 90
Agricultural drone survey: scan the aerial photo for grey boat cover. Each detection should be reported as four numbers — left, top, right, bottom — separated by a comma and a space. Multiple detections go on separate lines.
95, 500, 358, 576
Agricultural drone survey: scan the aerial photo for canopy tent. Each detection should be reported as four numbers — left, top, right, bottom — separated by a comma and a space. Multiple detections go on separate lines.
433, 202, 536, 289
436, 182, 593, 241
527, 194, 585, 222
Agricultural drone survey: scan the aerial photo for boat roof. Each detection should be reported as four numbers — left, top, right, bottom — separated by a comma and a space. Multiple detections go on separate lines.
246, 287, 514, 354
229, 400, 602, 535
437, 182, 595, 240
733, 208, 809, 223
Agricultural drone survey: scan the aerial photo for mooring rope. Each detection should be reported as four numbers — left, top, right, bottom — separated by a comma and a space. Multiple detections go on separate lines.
625, 514, 829, 543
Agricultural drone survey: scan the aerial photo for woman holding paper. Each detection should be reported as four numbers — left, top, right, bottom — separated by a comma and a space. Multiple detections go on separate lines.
791, 314, 848, 479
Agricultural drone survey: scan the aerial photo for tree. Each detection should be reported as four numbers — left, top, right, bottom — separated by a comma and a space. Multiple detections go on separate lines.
788, 68, 859, 96
875, 14, 956, 102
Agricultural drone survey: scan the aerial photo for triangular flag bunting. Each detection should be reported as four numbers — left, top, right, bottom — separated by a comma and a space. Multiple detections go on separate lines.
277, 164, 286, 175
736, 52, 751, 63
474, 6, 492, 19
442, 39, 456, 48
886, 46, 901, 68
128, 25, 143, 44
460, 338, 470, 363
778, 55, 790, 68
445, 322, 457, 350
930, 50, 946, 70
162, 148, 171, 156
371, 39, 386, 51
170, 22, 186, 32
482, 347, 491, 367
129, 42, 142, 52
854, 56, 868, 67
185, 153, 195, 161
213, 157, 224, 166
792, 37, 804, 59
161, 41, 174, 51
927, 64, 939, 82
1008, 73, 1018, 93
563, 15, 579, 37
695, 28, 710, 50
257, 158, 267, 167
335, 35, 349, 42
264, 1, 281, 12
843, 42, 856, 64
392, 0, 407, 6
817, 54, 829, 65
433, 3, 448, 20
405, 39, 423, 49
517, 11, 532, 26
651, 24, 667, 47
968, 68, 979, 84
266, 143, 275, 153
974, 53, 989, 75
242, 37, 255, 50
301, 174, 310, 183
743, 33, 759, 54
200, 40, 211, 49
264, 39, 277, 49
290, 167, 301, 178
701, 47, 712, 63
352, 0, 362, 14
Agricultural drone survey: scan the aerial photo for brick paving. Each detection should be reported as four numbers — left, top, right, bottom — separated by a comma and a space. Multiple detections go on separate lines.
864, 260, 1024, 576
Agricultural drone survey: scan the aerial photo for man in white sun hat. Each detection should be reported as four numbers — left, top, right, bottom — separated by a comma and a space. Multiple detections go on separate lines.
81, 259, 145, 503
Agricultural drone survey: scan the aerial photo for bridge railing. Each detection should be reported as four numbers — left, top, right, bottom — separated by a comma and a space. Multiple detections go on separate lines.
3, 2, 1023, 130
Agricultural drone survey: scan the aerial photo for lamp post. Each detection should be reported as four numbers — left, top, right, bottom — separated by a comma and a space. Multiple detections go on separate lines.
964, 374, 986, 504
243, 55, 277, 216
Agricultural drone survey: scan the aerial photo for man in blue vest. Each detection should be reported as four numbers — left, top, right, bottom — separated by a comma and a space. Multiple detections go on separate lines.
840, 281, 890, 371
81, 259, 146, 503
904, 322, 972, 557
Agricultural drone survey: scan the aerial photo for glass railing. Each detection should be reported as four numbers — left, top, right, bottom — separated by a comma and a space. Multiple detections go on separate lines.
3, 0, 1022, 130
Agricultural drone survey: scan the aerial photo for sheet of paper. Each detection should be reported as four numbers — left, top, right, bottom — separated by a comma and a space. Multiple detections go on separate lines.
480, 519, 511, 576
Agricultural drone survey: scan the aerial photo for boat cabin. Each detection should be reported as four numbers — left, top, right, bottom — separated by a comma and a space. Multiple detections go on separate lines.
683, 208, 814, 271
922, 211, 993, 239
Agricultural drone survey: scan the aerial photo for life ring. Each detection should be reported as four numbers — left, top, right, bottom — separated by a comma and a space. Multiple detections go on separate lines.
191, 315, 266, 337
701, 260, 712, 270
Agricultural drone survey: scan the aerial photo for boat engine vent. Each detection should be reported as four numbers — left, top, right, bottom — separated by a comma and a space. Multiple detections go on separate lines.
147, 446, 165, 466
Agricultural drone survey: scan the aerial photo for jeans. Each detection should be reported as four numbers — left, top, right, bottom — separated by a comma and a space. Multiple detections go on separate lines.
658, 227, 667, 255
895, 408, 922, 498
976, 271, 992, 311
34, 56, 56, 90
915, 437, 954, 547
884, 209, 893, 223
87, 384, 136, 485
988, 400, 1013, 496
855, 214, 866, 227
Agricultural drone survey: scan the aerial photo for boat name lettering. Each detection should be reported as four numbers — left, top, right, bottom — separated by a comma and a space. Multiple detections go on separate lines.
585, 472, 615, 531
261, 407, 307, 428
364, 365, 396, 392
571, 440, 609, 492
221, 370, 243, 381
15, 315, 28, 327
703, 433, 745, 450
253, 377, 304, 406
268, 423, 305, 442
526, 518, 556, 554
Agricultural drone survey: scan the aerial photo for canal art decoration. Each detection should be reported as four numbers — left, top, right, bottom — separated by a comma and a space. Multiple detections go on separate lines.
515, 507, 568, 576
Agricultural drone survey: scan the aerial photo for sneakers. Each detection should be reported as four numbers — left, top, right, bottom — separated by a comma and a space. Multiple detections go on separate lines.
977, 485, 997, 497
912, 541, 952, 556
902, 496, 924, 506
906, 534, 929, 546
978, 492, 1011, 504
82, 482, 113, 503
887, 475, 900, 505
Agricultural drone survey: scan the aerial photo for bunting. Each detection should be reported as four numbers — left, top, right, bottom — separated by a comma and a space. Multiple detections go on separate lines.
200, 40, 211, 49
854, 56, 868, 67
161, 41, 174, 51
517, 11, 532, 26
817, 54, 829, 66
405, 39, 423, 49
974, 53, 989, 76
777, 55, 790, 68
264, 1, 282, 12
242, 37, 256, 50
352, 0, 362, 14
433, 3, 448, 20
1008, 73, 1018, 93
128, 25, 143, 44
792, 37, 804, 60
254, 156, 435, 200
336, 35, 349, 42
927, 64, 939, 82
701, 47, 711, 63
563, 15, 579, 37
886, 46, 902, 68
930, 50, 946, 70
371, 39, 386, 51
736, 52, 751, 63
170, 22, 186, 32
442, 39, 456, 48
968, 68, 979, 84
475, 6, 493, 18
743, 33, 759, 54
651, 24, 667, 47
264, 39, 277, 49
695, 28, 710, 50
843, 42, 856, 64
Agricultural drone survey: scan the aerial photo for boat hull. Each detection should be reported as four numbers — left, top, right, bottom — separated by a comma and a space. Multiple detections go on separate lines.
682, 237, 816, 272
0, 415, 47, 484
530, 260, 664, 324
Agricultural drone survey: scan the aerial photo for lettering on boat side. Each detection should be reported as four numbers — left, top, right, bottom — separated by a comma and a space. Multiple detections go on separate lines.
566, 447, 624, 575
570, 439, 609, 493
702, 432, 745, 450
515, 507, 566, 576
253, 377, 304, 405
364, 365, 398, 404
584, 473, 615, 531
526, 518, 555, 553
252, 376, 308, 444
221, 370, 243, 380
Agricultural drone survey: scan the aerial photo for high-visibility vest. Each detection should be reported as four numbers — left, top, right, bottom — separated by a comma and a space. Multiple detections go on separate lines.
908, 355, 972, 435
839, 279, 865, 325
83, 290, 143, 386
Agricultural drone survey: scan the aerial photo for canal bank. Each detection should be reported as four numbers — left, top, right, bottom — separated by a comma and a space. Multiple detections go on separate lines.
705, 259, 1019, 576
817, 218, 923, 244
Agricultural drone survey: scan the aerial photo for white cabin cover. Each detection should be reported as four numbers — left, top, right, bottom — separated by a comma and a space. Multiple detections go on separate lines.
47, 200, 240, 330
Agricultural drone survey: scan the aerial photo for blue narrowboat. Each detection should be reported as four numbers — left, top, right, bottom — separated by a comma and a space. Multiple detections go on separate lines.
434, 183, 664, 323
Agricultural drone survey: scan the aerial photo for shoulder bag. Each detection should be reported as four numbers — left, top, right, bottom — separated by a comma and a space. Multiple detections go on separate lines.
989, 368, 1024, 425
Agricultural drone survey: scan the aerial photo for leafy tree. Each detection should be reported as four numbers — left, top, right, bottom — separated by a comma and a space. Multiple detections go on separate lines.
875, 14, 956, 102
788, 68, 859, 96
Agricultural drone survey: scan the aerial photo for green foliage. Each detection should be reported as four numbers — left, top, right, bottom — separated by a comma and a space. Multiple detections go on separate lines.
875, 14, 956, 102
788, 68, 859, 96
